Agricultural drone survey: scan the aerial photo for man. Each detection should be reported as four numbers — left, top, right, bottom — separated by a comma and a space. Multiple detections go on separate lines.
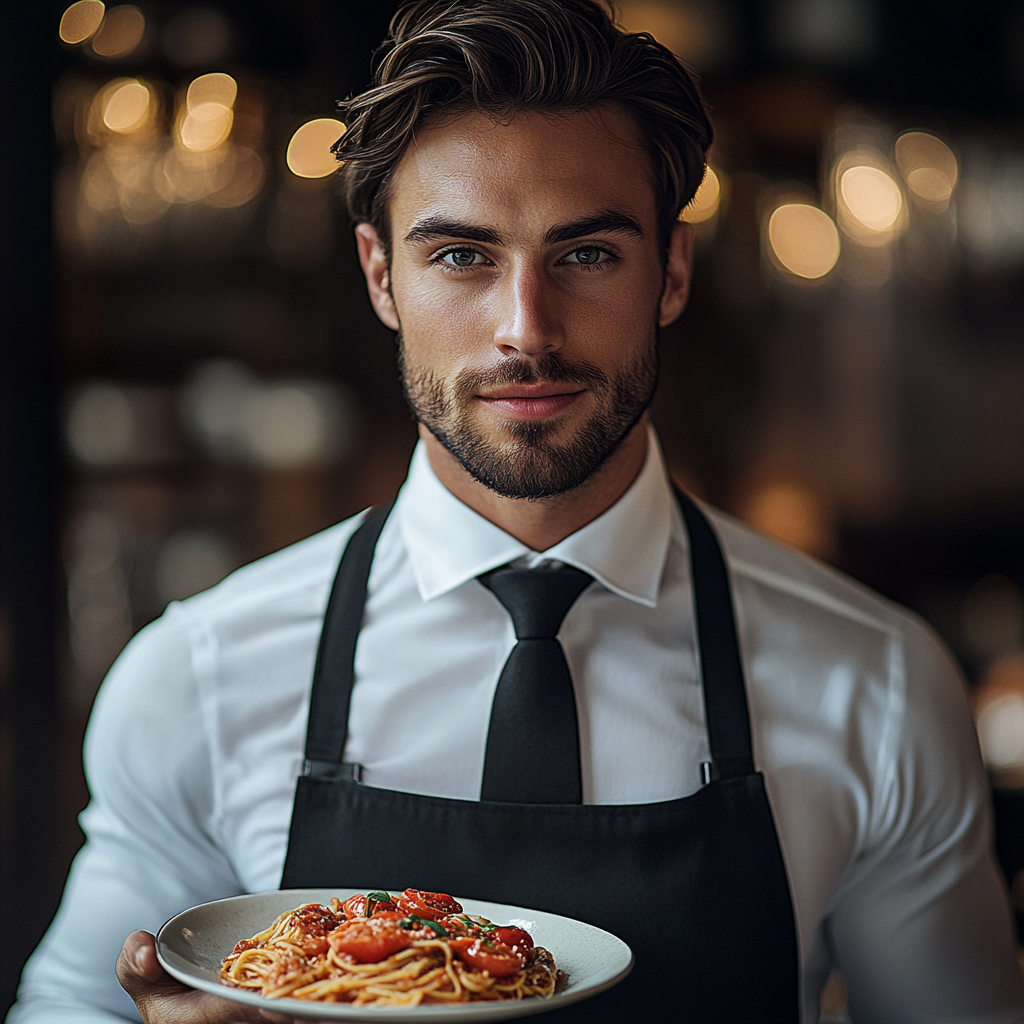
10, 1, 1022, 1022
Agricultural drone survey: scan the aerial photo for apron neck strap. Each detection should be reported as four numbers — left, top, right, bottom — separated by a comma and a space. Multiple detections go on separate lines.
303, 502, 394, 767
674, 486, 755, 779
302, 487, 755, 782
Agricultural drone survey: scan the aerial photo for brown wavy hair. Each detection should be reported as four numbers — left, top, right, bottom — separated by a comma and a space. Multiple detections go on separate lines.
334, 0, 713, 256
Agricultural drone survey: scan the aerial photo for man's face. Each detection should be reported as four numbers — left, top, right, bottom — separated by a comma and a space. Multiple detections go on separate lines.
364, 106, 688, 500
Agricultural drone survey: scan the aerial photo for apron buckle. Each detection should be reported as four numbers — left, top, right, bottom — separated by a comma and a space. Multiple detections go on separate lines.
304, 759, 363, 782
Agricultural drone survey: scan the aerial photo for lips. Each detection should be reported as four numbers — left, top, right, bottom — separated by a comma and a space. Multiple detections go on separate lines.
479, 382, 583, 400
476, 383, 584, 420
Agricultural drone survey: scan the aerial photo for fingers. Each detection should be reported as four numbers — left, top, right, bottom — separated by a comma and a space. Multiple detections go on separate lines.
115, 930, 164, 993
116, 930, 297, 1023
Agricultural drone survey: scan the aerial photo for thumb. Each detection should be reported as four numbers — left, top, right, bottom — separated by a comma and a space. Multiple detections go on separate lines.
115, 929, 296, 1023
115, 930, 166, 995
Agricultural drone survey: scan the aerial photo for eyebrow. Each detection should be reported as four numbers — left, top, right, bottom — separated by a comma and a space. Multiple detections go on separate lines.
544, 211, 644, 245
403, 218, 507, 246
402, 209, 644, 248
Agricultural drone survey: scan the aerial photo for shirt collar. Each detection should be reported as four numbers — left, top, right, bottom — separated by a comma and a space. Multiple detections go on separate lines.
396, 427, 674, 608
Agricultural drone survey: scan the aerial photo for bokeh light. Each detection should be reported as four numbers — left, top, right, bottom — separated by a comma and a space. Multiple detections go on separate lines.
101, 79, 151, 133
203, 147, 265, 208
739, 482, 836, 558
616, 0, 731, 71
681, 166, 722, 224
67, 383, 134, 465
59, 1, 105, 44
839, 165, 902, 232
180, 360, 356, 466
894, 131, 958, 207
89, 5, 145, 59
286, 119, 346, 178
186, 72, 238, 112
978, 692, 1024, 772
243, 386, 326, 466
975, 654, 1024, 788
766, 203, 841, 279
179, 103, 233, 152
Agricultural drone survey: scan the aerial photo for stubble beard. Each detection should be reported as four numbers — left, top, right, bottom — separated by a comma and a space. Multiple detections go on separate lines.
399, 337, 659, 500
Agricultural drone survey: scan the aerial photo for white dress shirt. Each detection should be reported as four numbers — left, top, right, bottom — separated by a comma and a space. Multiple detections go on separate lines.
10, 432, 1022, 1024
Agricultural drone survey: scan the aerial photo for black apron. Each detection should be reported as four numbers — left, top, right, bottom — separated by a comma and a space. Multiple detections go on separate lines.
281, 491, 800, 1023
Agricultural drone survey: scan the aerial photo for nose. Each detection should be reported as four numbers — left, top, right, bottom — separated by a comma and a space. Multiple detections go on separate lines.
492, 262, 565, 358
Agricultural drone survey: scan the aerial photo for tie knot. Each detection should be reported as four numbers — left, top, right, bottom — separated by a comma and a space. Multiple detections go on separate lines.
479, 565, 593, 639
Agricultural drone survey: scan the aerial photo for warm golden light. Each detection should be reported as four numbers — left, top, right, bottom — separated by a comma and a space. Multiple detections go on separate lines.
186, 72, 238, 113
101, 79, 150, 133
839, 165, 902, 233
767, 203, 841, 279
681, 166, 722, 223
90, 5, 145, 58
159, 147, 231, 203
617, 0, 721, 67
894, 131, 958, 206
157, 145, 265, 208
59, 1, 105, 44
179, 103, 233, 152
286, 119, 346, 178
205, 148, 265, 208
974, 654, 1024, 788
740, 483, 835, 559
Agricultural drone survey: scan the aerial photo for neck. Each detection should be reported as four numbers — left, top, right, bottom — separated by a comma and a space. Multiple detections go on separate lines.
421, 416, 650, 551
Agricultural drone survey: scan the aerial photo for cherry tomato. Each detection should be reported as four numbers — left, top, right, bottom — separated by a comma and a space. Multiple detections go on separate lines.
395, 889, 463, 921
449, 937, 524, 977
492, 927, 533, 955
329, 912, 414, 963
342, 894, 367, 920
341, 892, 399, 919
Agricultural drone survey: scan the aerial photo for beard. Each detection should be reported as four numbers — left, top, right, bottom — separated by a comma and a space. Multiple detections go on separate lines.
399, 339, 659, 500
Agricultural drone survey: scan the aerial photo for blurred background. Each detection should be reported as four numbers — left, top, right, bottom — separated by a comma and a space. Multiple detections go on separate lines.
1, 1, 1023, 1018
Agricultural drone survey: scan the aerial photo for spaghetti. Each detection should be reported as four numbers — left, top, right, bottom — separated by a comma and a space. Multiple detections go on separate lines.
220, 888, 562, 1007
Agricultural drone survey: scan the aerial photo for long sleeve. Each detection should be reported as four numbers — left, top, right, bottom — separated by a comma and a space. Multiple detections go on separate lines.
827, 616, 1022, 1023
8, 609, 243, 1024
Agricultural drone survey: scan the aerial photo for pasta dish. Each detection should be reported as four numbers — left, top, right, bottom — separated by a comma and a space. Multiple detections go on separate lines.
220, 888, 562, 1007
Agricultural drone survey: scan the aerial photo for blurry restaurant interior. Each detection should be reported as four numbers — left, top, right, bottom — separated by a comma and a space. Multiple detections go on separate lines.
2, 0, 1024, 1017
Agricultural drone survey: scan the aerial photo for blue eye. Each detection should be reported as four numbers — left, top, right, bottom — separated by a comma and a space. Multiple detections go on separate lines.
563, 247, 610, 266
441, 249, 482, 267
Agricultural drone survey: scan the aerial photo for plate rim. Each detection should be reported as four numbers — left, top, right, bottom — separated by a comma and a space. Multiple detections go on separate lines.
156, 887, 634, 1021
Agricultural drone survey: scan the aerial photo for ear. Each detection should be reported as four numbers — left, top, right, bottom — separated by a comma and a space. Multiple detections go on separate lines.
658, 220, 694, 327
355, 223, 400, 331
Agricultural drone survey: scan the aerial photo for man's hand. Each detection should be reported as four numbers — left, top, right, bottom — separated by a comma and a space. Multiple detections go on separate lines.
116, 930, 293, 1023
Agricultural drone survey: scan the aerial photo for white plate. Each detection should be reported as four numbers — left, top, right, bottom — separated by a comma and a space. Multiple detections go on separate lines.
157, 888, 633, 1021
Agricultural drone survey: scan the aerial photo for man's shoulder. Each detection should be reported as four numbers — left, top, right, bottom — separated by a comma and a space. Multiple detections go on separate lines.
705, 504, 914, 639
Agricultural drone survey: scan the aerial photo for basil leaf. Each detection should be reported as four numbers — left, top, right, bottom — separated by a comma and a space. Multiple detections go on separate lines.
399, 914, 447, 938
457, 914, 495, 931
366, 891, 392, 904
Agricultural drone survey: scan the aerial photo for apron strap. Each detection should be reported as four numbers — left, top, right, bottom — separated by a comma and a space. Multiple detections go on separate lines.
300, 487, 755, 783
674, 486, 755, 780
302, 502, 394, 771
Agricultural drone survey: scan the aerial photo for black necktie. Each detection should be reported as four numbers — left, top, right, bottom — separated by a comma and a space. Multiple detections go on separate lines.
477, 564, 593, 804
